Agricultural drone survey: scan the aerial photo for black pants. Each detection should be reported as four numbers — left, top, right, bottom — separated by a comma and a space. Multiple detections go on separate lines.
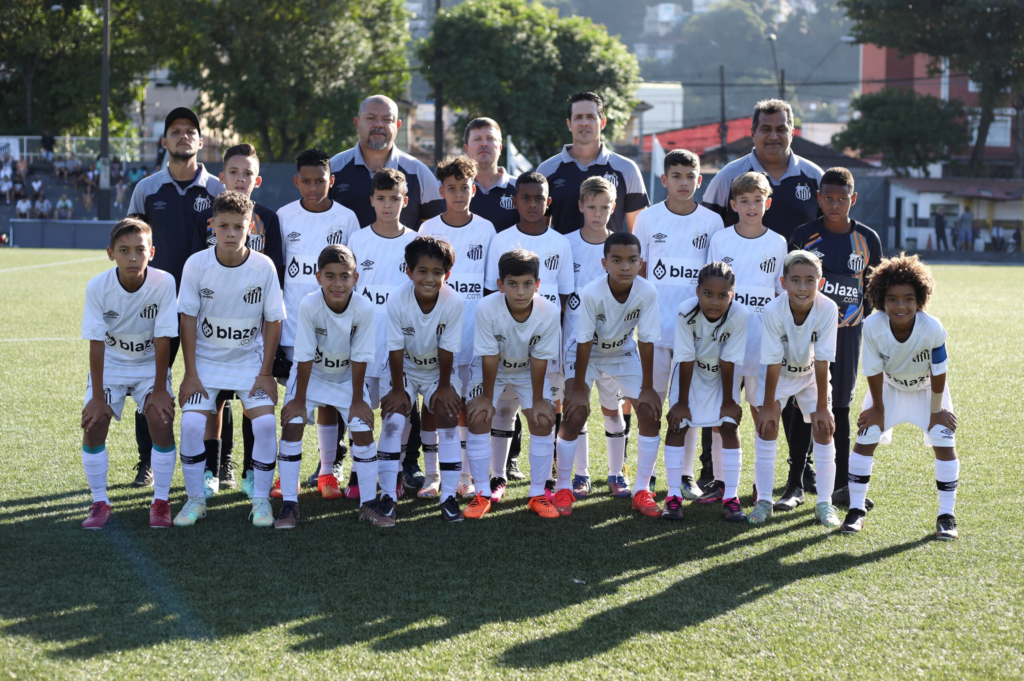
135, 336, 181, 464
507, 412, 524, 465
936, 228, 949, 251
403, 408, 422, 468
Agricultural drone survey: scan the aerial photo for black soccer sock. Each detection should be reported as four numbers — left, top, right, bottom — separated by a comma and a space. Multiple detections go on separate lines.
623, 413, 632, 461
699, 426, 713, 468
135, 410, 153, 466
403, 408, 422, 469
242, 414, 254, 474
220, 402, 234, 467
204, 439, 222, 474
832, 407, 851, 487
508, 413, 523, 466
784, 405, 812, 489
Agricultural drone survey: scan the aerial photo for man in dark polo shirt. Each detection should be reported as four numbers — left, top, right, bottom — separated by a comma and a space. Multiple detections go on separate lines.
537, 92, 648, 234
463, 117, 518, 232
126, 106, 224, 486
702, 98, 824, 495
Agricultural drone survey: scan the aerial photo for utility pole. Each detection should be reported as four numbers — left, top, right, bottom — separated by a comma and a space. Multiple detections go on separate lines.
719, 65, 727, 154
98, 0, 111, 220
779, 68, 786, 101
433, 0, 444, 165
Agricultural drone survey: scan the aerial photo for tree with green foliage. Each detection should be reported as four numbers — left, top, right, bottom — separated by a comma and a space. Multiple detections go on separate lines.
160, 0, 410, 161
418, 0, 639, 160
841, 0, 1024, 174
833, 89, 969, 177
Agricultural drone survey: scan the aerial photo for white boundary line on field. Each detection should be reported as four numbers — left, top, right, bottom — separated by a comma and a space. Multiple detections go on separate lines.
0, 255, 106, 273
0, 338, 79, 342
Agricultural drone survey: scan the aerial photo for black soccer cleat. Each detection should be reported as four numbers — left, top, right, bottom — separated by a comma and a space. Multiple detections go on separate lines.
440, 495, 463, 523
936, 514, 958, 541
132, 462, 153, 488
773, 484, 805, 511
723, 497, 747, 522
831, 486, 875, 511
402, 461, 425, 490
219, 463, 237, 489
377, 495, 397, 522
506, 457, 526, 481
839, 508, 867, 535
697, 464, 715, 491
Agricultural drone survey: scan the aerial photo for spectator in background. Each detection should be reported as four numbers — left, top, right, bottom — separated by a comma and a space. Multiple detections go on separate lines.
1, 175, 12, 205
56, 193, 73, 219
15, 157, 28, 184
958, 207, 974, 251
0, 156, 11, 180
41, 130, 55, 167
16, 196, 32, 218
34, 193, 52, 219
934, 208, 949, 251
12, 177, 25, 200
111, 156, 123, 182
30, 174, 43, 197
65, 155, 82, 187
991, 225, 1006, 252
114, 178, 127, 210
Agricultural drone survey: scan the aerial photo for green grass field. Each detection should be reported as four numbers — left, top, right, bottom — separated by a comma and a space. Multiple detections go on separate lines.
1, 248, 1022, 679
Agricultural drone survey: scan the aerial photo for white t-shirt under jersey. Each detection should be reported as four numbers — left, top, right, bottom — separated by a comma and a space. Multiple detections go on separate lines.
564, 229, 609, 358
760, 293, 839, 378
81, 267, 178, 383
385, 280, 464, 381
673, 297, 749, 378
347, 225, 418, 378
861, 310, 949, 391
484, 226, 574, 306
419, 213, 497, 366
473, 293, 561, 378
575, 275, 661, 362
633, 202, 724, 348
177, 248, 285, 386
276, 199, 359, 346
293, 290, 376, 387
708, 226, 787, 374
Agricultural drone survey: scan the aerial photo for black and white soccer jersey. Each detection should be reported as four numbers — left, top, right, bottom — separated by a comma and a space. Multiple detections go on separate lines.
760, 294, 839, 378
385, 280, 464, 381
276, 199, 360, 346
563, 230, 608, 360
81, 268, 179, 383
420, 214, 497, 366
861, 311, 949, 391
536, 144, 648, 234
484, 226, 575, 306
329, 145, 444, 228
469, 170, 518, 232
195, 202, 285, 289
293, 290, 376, 386
633, 202, 724, 348
702, 150, 823, 242
473, 293, 561, 378
674, 297, 749, 378
574, 276, 661, 362
347, 226, 417, 378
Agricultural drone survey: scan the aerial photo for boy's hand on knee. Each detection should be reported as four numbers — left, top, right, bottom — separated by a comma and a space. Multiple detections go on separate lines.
720, 401, 743, 425
81, 398, 112, 432
812, 408, 835, 440
179, 375, 208, 408
530, 399, 556, 432
756, 403, 780, 439
928, 408, 957, 433
146, 389, 175, 425
251, 374, 278, 405
667, 402, 690, 431
281, 399, 305, 425
856, 405, 884, 435
432, 385, 462, 420
563, 387, 590, 423
466, 396, 495, 427
349, 398, 375, 431
636, 387, 663, 423
381, 389, 411, 421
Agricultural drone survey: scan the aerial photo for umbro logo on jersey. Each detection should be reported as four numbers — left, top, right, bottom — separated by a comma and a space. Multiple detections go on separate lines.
529, 334, 541, 346
692, 232, 708, 250
722, 257, 734, 264
625, 308, 641, 322
499, 195, 514, 210
467, 244, 483, 261
315, 327, 327, 336
810, 249, 826, 260
139, 303, 158, 319
653, 233, 667, 243
848, 253, 866, 273
103, 310, 120, 320
327, 230, 345, 245
248, 233, 265, 252
552, 178, 566, 188
243, 286, 262, 304
795, 183, 812, 202
287, 231, 302, 243
603, 173, 619, 187
153, 201, 167, 210
402, 327, 416, 336
568, 293, 580, 310
596, 313, 606, 322
545, 253, 559, 270
759, 254, 777, 273
912, 349, 931, 363
494, 334, 506, 343
194, 196, 211, 212
201, 288, 215, 299
361, 259, 374, 270
104, 331, 116, 347
573, 263, 581, 273
337, 183, 349, 193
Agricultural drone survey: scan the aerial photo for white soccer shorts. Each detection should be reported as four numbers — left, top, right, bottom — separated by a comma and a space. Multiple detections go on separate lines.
565, 356, 638, 411
84, 372, 174, 421
668, 367, 735, 428
283, 371, 373, 433
855, 382, 956, 448
383, 369, 463, 415
756, 369, 832, 422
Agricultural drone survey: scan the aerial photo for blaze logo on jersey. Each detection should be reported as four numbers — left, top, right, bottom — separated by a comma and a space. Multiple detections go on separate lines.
327, 230, 346, 246
287, 258, 300, 278
795, 183, 812, 201
201, 288, 215, 299
402, 327, 415, 336
287, 257, 316, 278
360, 259, 374, 271
467, 244, 483, 261
573, 262, 581, 273
544, 252, 559, 270
625, 308, 641, 322
201, 317, 214, 338
692, 232, 708, 250
194, 196, 211, 212
653, 233, 667, 243
912, 348, 931, 363
499, 195, 514, 210
603, 173, 619, 187
759, 254, 777, 273
653, 259, 667, 279
435, 323, 446, 336
314, 348, 324, 363
243, 286, 262, 304
103, 310, 120, 320
567, 293, 580, 310
529, 334, 541, 347
105, 331, 116, 347
139, 303, 158, 319
287, 232, 302, 243
847, 252, 866, 273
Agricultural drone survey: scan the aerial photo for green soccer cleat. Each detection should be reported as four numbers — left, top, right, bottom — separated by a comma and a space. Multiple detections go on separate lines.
203, 470, 220, 498
680, 475, 702, 501
172, 497, 207, 527
814, 501, 841, 528
250, 498, 275, 527
240, 470, 255, 499
747, 499, 774, 525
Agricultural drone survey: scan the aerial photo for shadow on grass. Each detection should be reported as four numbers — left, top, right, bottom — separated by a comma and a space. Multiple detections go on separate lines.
0, 481, 926, 664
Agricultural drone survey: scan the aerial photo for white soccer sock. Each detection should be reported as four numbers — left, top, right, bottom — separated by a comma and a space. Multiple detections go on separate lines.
664, 445, 684, 497
350, 442, 379, 506
180, 411, 209, 499
631, 434, 661, 495
527, 433, 555, 497
421, 430, 439, 476
682, 427, 698, 478
81, 445, 109, 504
466, 432, 491, 494
754, 436, 777, 502
437, 427, 462, 501
151, 443, 176, 502
316, 423, 338, 476
813, 440, 837, 504
459, 426, 472, 483
935, 458, 959, 516
604, 412, 626, 476
377, 413, 406, 499
399, 419, 412, 466
555, 437, 578, 490
278, 439, 302, 503
848, 452, 874, 511
722, 447, 743, 500
712, 430, 724, 481
250, 414, 278, 500
489, 408, 515, 476
575, 428, 590, 478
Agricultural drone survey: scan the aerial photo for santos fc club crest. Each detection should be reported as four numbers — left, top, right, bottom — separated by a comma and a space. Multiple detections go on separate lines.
794, 183, 812, 202
759, 253, 777, 273
499, 195, 514, 210
544, 252, 559, 270
848, 252, 866, 273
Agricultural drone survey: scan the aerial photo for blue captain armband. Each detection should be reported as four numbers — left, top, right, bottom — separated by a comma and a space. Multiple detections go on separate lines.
931, 343, 948, 375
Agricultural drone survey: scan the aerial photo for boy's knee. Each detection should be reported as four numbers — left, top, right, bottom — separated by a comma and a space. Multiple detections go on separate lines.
281, 423, 304, 442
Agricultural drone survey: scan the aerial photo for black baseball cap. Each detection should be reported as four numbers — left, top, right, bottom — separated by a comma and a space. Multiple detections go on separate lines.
163, 107, 201, 137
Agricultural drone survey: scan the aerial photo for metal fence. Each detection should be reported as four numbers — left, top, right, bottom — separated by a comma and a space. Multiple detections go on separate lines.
7, 219, 119, 249
0, 136, 223, 165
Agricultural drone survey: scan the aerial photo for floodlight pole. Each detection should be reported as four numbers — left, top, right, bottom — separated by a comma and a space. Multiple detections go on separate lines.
98, 0, 111, 220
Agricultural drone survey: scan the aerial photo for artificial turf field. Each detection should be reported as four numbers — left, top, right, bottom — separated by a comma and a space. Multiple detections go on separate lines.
1, 248, 1021, 680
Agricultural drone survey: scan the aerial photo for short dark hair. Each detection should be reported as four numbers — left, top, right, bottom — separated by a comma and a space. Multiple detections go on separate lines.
296, 148, 331, 174
498, 249, 540, 280
603, 230, 641, 257
866, 252, 935, 311
664, 149, 699, 173
516, 171, 547, 191
109, 217, 152, 249
212, 190, 254, 218
223, 143, 259, 166
463, 117, 501, 145
372, 167, 407, 194
820, 166, 855, 192
436, 154, 478, 183
567, 92, 605, 121
752, 98, 794, 132
405, 235, 455, 273
318, 244, 356, 271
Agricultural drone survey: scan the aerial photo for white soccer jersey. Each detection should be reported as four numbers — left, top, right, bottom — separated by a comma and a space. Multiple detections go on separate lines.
574, 275, 661, 361
634, 202, 724, 348
177, 249, 285, 383
760, 293, 838, 378
386, 280, 464, 380
484, 226, 574, 306
293, 289, 376, 385
708, 226, 787, 372
347, 226, 418, 378
474, 292, 561, 377
420, 213, 497, 366
81, 267, 178, 383
563, 230, 609, 355
673, 297, 749, 377
861, 310, 949, 391
277, 199, 359, 346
